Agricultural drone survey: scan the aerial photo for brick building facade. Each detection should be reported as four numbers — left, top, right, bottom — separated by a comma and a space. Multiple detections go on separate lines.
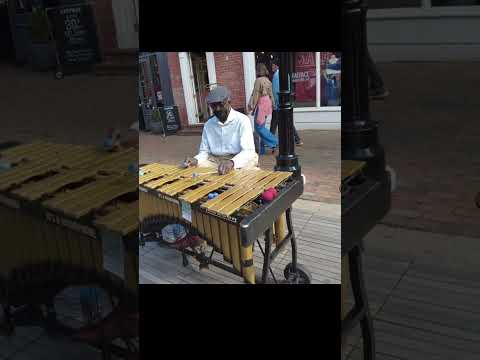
167, 52, 188, 128
139, 52, 341, 131
213, 52, 246, 111
158, 52, 247, 130
7, 0, 137, 66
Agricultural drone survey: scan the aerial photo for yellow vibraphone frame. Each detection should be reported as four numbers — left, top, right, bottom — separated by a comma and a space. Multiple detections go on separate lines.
139, 163, 310, 284
0, 141, 138, 330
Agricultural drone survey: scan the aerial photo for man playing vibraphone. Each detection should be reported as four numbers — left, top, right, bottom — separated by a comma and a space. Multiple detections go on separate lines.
166, 86, 260, 249
182, 85, 259, 175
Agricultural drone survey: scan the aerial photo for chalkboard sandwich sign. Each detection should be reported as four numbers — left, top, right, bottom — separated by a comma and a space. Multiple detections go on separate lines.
47, 2, 101, 79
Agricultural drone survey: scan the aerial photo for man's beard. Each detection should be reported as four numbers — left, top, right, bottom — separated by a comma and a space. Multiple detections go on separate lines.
214, 109, 228, 122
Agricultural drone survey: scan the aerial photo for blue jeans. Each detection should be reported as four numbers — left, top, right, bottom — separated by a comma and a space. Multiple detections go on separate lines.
254, 108, 278, 151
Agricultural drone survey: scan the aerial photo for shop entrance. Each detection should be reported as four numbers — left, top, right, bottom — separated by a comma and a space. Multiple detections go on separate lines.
138, 54, 161, 107
255, 52, 278, 80
138, 53, 163, 131
190, 52, 211, 123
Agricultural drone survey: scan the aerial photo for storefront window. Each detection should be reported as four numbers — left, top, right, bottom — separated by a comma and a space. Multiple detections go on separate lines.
149, 55, 163, 105
254, 52, 340, 109
255, 52, 276, 81
139, 60, 154, 104
292, 52, 317, 108
320, 52, 341, 107
139, 62, 147, 101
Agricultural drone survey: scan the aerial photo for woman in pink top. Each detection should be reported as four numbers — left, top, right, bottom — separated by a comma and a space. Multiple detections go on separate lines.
248, 63, 278, 155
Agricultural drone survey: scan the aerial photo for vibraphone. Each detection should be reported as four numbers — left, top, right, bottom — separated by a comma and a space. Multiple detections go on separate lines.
139, 163, 311, 284
0, 141, 138, 332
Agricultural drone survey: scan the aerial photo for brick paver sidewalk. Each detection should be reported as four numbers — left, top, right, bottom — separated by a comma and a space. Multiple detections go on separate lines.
373, 62, 480, 238
0, 62, 137, 145
140, 129, 340, 204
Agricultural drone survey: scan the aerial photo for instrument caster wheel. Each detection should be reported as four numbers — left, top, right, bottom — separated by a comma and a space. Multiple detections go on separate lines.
284, 263, 312, 284
182, 254, 189, 267
55, 71, 64, 80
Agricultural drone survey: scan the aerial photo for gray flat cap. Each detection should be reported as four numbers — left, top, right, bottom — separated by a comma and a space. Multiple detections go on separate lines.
206, 85, 231, 104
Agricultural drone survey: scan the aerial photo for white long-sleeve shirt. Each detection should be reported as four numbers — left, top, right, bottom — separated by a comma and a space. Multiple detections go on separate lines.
194, 108, 257, 169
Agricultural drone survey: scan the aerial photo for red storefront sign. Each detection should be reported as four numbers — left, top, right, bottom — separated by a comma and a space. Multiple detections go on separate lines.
293, 52, 316, 103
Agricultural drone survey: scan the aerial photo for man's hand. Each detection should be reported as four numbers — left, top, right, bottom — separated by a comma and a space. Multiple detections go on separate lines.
181, 157, 198, 168
218, 160, 234, 175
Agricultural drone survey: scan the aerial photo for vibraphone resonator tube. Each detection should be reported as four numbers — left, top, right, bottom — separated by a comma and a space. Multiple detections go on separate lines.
0, 141, 139, 337
139, 163, 311, 284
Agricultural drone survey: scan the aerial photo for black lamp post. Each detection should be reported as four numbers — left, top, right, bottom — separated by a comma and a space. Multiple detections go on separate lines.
342, 0, 386, 180
274, 52, 301, 178
342, 2, 392, 359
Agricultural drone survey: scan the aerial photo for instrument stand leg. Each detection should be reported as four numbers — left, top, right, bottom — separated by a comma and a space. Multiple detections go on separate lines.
254, 237, 277, 284
349, 243, 375, 360
261, 228, 274, 284
286, 208, 298, 270
182, 252, 189, 267
197, 247, 214, 270
283, 207, 312, 284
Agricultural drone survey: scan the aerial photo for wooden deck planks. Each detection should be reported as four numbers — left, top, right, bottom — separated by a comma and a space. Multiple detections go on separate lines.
343, 249, 480, 360
139, 201, 340, 285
